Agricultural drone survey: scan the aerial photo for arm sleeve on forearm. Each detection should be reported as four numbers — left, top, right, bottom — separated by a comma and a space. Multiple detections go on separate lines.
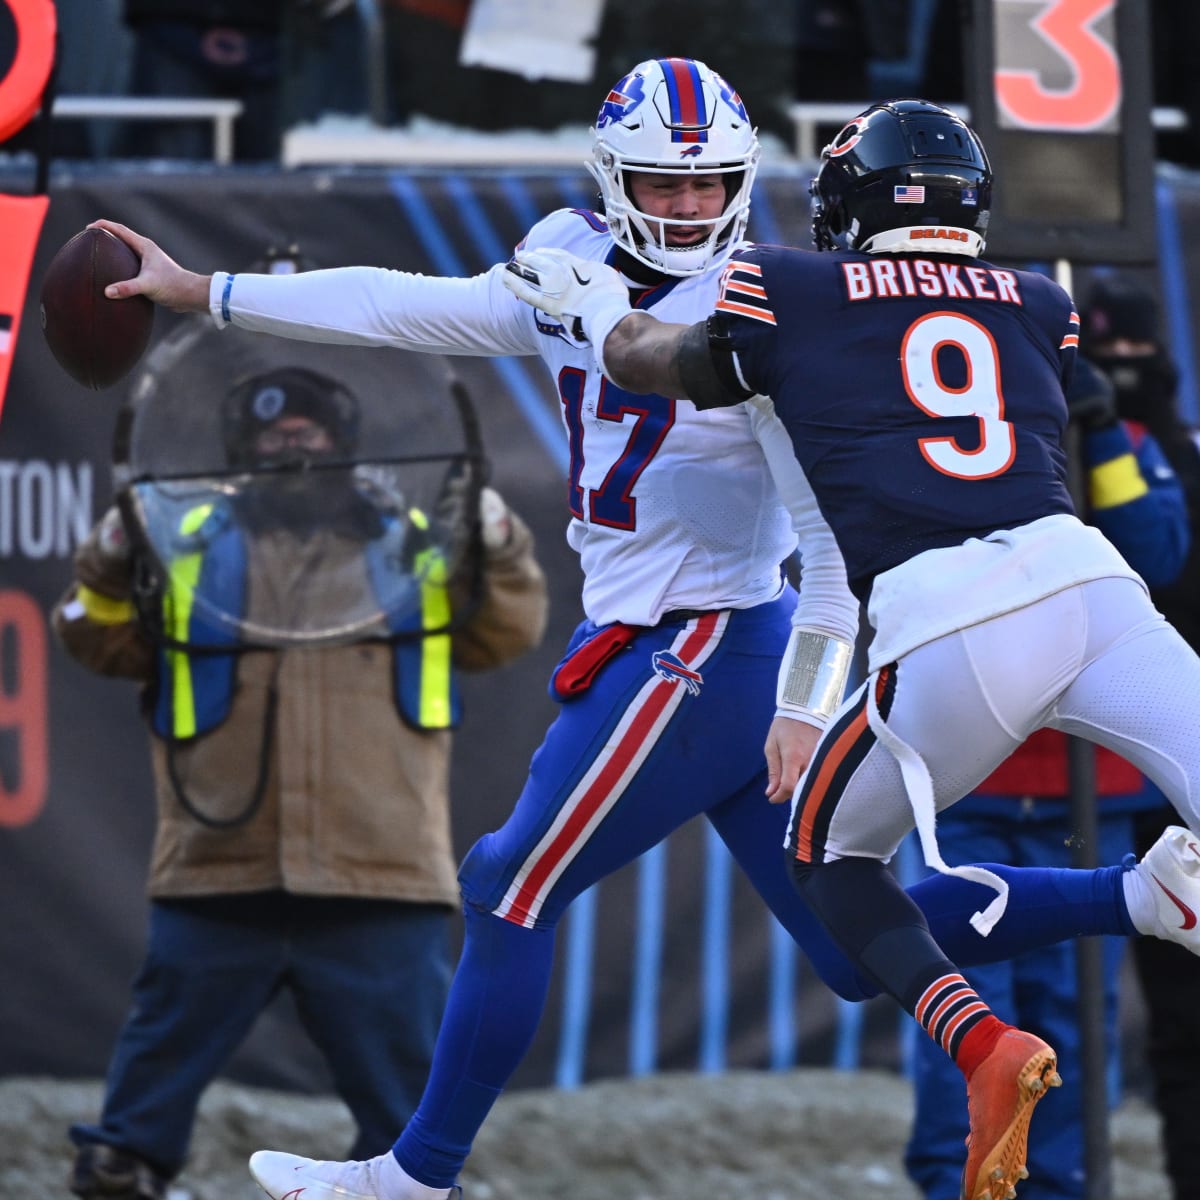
209, 264, 540, 358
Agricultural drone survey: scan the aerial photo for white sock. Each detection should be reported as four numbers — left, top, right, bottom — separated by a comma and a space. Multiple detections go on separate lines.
378, 1150, 452, 1200
1122, 863, 1158, 935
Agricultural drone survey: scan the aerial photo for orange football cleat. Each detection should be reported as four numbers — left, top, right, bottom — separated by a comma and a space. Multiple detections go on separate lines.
960, 1029, 1062, 1200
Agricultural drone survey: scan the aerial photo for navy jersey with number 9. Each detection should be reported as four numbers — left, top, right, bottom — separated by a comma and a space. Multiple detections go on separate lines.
713, 245, 1080, 599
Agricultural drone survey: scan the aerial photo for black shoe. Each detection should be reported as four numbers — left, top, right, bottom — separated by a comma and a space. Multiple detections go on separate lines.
69, 1144, 168, 1200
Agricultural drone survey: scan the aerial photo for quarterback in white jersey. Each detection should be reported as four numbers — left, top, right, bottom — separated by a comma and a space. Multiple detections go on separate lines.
206, 204, 838, 631
92, 61, 1200, 1200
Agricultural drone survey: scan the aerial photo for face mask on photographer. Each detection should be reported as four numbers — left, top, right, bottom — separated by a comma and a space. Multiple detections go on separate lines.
222, 368, 372, 535
1086, 344, 1179, 425
1080, 278, 1180, 427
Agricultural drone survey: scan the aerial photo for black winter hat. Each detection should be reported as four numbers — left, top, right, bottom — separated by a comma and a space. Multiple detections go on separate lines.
222, 367, 359, 466
1080, 276, 1162, 349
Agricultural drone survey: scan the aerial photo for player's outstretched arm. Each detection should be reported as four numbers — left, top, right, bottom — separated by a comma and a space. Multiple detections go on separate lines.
503, 247, 692, 395
601, 310, 694, 396
88, 219, 212, 313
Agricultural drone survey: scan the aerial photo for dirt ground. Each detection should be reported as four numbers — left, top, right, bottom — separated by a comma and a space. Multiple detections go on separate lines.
0, 1070, 1169, 1200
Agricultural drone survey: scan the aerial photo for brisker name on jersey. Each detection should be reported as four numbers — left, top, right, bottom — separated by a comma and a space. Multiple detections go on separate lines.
840, 257, 1023, 305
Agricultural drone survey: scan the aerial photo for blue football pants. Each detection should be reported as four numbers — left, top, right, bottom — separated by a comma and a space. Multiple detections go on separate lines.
395, 591, 1133, 1187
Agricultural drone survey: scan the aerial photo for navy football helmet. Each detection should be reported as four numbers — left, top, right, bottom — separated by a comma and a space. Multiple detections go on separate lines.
810, 99, 992, 257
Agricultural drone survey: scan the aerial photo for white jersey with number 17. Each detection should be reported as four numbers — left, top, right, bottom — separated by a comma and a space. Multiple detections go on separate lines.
209, 207, 856, 642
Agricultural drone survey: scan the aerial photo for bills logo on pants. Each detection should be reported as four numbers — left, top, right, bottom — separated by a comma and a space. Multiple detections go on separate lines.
651, 650, 704, 694
488, 612, 730, 927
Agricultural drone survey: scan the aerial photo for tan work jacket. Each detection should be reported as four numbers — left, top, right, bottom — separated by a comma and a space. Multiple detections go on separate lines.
53, 503, 548, 904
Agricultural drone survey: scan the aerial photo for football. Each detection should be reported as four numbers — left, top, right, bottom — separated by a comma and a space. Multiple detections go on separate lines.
40, 227, 154, 390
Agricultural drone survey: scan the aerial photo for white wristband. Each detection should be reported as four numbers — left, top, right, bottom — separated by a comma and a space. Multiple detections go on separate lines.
775, 627, 853, 723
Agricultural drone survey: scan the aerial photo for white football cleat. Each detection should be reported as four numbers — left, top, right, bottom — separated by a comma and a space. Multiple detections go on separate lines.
248, 1151, 461, 1200
1135, 825, 1200, 953
250, 1151, 381, 1199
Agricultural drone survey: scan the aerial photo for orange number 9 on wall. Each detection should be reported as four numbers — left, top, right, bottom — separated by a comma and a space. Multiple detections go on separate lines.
0, 589, 47, 828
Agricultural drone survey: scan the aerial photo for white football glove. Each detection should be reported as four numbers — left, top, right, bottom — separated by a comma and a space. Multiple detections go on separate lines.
478, 486, 512, 551
503, 248, 632, 362
96, 505, 133, 565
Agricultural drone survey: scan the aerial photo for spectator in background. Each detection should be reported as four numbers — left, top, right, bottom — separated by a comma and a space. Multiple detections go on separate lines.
794, 0, 940, 100
281, 1, 369, 130
793, 0, 968, 162
118, 0, 287, 160
592, 0, 799, 143
381, 0, 797, 144
55, 365, 548, 1200
793, 0, 871, 101
904, 349, 1191, 1199
381, 0, 594, 132
1153, 0, 1200, 168
39, 0, 131, 159
1081, 272, 1200, 1200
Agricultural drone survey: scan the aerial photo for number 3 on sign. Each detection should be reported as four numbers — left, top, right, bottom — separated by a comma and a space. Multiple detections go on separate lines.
995, 0, 1121, 132
0, 590, 47, 827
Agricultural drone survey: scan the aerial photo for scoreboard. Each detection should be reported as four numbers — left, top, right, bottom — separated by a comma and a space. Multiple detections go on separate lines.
966, 0, 1157, 263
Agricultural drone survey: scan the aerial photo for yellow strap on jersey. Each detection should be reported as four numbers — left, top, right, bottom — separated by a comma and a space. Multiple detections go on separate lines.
161, 503, 216, 740
76, 585, 135, 625
413, 541, 453, 728
1089, 453, 1149, 510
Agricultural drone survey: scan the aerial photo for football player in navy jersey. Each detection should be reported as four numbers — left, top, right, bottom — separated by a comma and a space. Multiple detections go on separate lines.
97, 82, 1200, 1200
504, 98, 1200, 1200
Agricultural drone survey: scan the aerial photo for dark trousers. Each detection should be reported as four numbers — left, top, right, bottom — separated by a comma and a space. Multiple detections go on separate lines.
120, 21, 282, 160
70, 891, 451, 1177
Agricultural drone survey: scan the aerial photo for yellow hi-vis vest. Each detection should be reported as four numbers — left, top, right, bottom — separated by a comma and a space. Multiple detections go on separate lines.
151, 504, 461, 739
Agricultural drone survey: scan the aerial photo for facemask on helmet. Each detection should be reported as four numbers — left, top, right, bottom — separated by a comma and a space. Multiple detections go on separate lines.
811, 99, 992, 257
587, 57, 761, 277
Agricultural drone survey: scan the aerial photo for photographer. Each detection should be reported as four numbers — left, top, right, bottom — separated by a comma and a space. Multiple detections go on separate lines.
55, 365, 548, 1200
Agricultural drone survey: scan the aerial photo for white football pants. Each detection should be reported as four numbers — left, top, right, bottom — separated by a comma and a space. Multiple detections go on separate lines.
814, 576, 1200, 876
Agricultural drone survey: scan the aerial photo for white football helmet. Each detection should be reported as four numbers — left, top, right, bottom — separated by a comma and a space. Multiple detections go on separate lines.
587, 57, 761, 277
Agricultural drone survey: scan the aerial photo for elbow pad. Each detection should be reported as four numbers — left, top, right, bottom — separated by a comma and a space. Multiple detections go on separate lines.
678, 317, 750, 410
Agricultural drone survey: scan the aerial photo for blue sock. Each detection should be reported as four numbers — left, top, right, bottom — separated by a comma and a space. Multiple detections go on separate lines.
393, 904, 556, 1189
916, 862, 1137, 964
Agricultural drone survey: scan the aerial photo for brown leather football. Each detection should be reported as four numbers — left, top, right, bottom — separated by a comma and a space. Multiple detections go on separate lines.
40, 227, 154, 390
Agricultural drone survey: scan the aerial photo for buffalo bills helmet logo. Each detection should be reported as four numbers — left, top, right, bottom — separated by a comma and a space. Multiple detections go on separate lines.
651, 650, 703, 695
597, 70, 648, 129
679, 145, 704, 158
713, 72, 749, 123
